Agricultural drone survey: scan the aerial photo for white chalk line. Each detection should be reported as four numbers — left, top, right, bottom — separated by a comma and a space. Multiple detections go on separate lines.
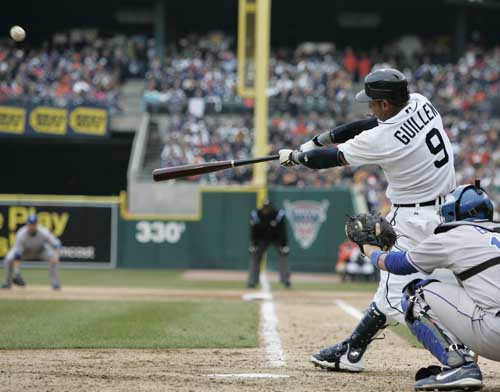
213, 272, 286, 379
335, 299, 363, 321
260, 271, 286, 367
208, 373, 289, 379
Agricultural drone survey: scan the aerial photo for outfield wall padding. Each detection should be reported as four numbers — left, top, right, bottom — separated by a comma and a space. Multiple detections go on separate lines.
118, 187, 354, 272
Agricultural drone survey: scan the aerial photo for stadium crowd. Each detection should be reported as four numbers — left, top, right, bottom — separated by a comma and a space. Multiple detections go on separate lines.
2, 31, 498, 211
0, 33, 148, 111
146, 34, 500, 214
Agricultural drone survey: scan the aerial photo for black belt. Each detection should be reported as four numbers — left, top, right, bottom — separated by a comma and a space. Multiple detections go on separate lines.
394, 197, 443, 208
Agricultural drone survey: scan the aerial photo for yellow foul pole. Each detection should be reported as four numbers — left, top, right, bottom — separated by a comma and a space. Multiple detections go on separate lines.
253, 0, 271, 206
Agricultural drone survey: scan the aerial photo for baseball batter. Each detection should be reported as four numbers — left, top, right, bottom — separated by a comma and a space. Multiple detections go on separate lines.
279, 68, 458, 372
362, 183, 500, 391
2, 214, 62, 290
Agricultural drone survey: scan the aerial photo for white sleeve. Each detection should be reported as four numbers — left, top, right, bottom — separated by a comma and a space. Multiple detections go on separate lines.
407, 233, 452, 273
337, 126, 389, 167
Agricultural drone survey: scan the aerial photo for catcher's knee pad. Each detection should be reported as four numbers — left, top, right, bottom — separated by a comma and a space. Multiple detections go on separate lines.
401, 279, 471, 368
348, 302, 387, 359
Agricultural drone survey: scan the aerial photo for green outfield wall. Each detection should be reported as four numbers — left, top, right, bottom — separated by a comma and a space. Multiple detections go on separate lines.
118, 191, 258, 270
0, 188, 355, 272
118, 187, 355, 272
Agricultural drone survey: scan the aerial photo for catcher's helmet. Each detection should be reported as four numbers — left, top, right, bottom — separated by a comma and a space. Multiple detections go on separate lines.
355, 68, 409, 105
440, 180, 494, 222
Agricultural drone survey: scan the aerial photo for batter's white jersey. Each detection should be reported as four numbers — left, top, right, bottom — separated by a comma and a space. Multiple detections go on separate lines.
12, 225, 61, 256
339, 93, 456, 204
408, 222, 500, 315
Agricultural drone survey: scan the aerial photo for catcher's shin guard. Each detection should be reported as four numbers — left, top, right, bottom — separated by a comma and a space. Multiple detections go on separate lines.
311, 302, 387, 371
402, 279, 474, 368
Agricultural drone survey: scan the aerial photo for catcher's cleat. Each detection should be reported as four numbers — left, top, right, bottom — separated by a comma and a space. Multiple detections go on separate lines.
310, 341, 365, 372
415, 365, 446, 381
12, 274, 26, 287
415, 363, 483, 391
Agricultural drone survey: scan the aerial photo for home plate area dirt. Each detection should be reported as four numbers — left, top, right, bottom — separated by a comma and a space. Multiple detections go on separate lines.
1, 287, 499, 392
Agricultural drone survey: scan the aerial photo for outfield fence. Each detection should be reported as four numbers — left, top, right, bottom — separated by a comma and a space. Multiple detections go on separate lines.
0, 187, 356, 273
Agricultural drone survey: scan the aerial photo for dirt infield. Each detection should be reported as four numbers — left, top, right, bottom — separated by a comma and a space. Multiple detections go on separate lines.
1, 286, 500, 392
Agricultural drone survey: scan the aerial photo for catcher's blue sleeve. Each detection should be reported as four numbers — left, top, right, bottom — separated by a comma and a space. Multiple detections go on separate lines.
371, 251, 417, 275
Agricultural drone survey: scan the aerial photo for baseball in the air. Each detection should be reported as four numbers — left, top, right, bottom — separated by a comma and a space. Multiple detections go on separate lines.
10, 25, 26, 42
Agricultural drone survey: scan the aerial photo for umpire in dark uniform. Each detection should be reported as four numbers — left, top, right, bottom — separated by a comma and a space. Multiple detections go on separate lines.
247, 199, 291, 288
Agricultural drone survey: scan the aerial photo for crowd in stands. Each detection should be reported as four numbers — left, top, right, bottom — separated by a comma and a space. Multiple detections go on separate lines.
159, 114, 254, 184
148, 33, 500, 215
3, 29, 496, 212
0, 31, 149, 111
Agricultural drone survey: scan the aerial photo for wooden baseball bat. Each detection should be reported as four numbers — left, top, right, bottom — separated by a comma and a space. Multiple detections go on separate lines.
152, 155, 280, 182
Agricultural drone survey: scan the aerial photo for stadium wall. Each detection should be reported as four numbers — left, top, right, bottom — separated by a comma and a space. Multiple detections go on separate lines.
0, 187, 355, 272
118, 186, 355, 272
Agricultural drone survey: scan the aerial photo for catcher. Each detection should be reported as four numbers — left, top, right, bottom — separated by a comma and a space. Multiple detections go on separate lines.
347, 182, 500, 391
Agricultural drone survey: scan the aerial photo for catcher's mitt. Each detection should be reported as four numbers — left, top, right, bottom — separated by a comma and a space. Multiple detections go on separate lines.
345, 213, 397, 252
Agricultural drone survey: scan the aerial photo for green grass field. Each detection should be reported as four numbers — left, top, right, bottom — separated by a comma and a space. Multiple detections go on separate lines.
0, 268, 408, 350
0, 299, 258, 349
274, 281, 378, 292
19, 268, 378, 292
19, 268, 246, 289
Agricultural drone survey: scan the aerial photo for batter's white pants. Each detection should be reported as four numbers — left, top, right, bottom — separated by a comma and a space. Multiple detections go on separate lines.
372, 204, 457, 324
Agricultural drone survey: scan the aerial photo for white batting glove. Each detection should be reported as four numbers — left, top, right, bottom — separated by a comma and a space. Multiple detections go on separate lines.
300, 140, 317, 152
300, 136, 323, 152
279, 149, 297, 166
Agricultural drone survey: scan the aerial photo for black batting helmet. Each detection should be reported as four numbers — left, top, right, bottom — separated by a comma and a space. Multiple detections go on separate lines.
355, 68, 409, 105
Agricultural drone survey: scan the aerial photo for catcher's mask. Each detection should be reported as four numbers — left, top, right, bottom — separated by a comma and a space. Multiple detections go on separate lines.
440, 180, 494, 223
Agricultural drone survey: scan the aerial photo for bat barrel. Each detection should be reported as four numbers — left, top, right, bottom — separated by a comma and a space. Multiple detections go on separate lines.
153, 161, 233, 181
152, 155, 280, 182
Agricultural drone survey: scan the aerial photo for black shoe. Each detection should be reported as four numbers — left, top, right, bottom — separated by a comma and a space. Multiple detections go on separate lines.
12, 274, 26, 287
283, 281, 291, 288
310, 341, 365, 372
247, 283, 256, 289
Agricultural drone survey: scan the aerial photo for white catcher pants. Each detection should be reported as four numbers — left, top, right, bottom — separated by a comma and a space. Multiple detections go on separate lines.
372, 204, 457, 324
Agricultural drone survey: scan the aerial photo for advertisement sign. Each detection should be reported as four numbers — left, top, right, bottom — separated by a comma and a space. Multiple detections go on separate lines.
0, 201, 116, 264
0, 106, 26, 134
0, 105, 109, 138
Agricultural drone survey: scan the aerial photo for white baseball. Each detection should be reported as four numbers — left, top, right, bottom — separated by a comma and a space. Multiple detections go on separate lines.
10, 26, 26, 42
